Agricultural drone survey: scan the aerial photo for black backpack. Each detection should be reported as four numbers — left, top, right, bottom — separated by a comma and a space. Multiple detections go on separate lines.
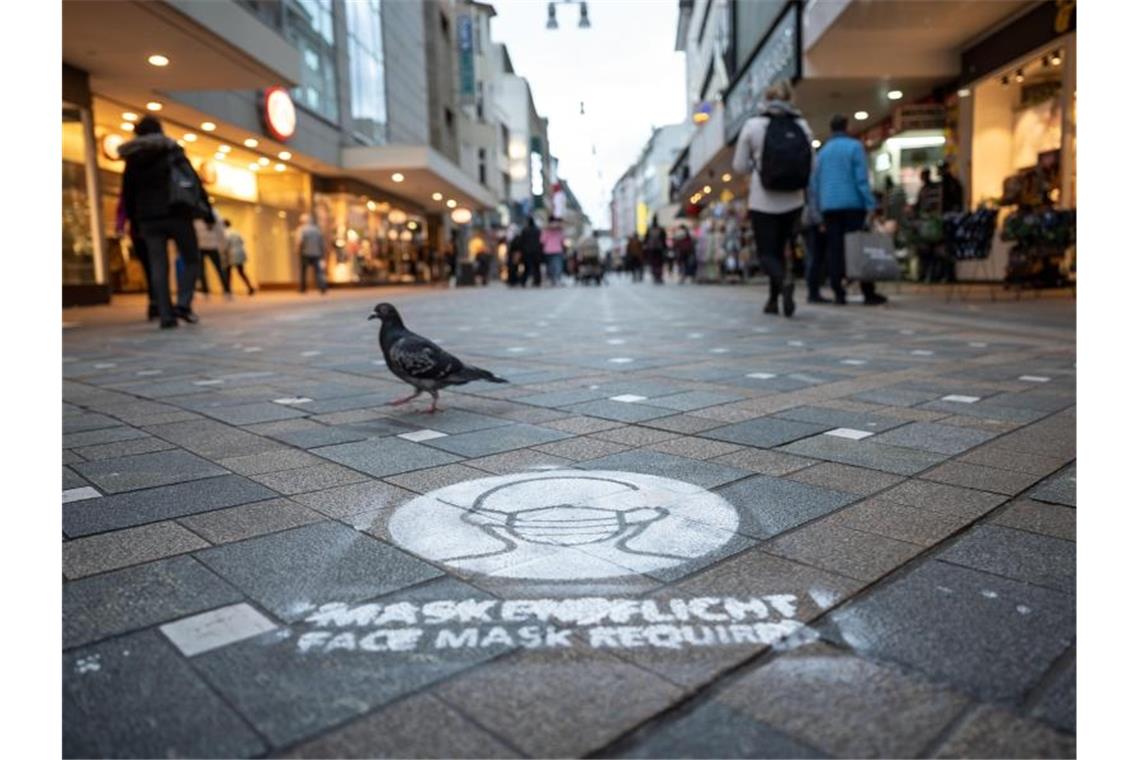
759, 113, 812, 191
167, 152, 211, 219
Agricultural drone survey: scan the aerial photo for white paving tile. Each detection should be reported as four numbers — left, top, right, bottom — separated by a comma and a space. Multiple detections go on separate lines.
507, 347, 527, 353
746, 372, 777, 379
135, 369, 163, 376
159, 603, 278, 657
243, 346, 263, 353
687, 332, 704, 339
604, 326, 621, 333
193, 379, 224, 386
398, 429, 449, 442
825, 428, 875, 441
63, 486, 102, 504
93, 363, 117, 369
900, 329, 915, 335
942, 395, 981, 404
710, 348, 730, 354
301, 350, 323, 357
1019, 375, 1052, 383
606, 338, 626, 345
373, 359, 387, 365
787, 340, 805, 347
610, 395, 647, 403
840, 359, 867, 366
968, 342, 989, 348
608, 357, 634, 364
273, 397, 313, 405
910, 349, 935, 356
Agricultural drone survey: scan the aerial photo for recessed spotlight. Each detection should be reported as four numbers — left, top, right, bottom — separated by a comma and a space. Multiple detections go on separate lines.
214, 152, 226, 161
257, 156, 270, 166
274, 163, 286, 172
1015, 69, 1025, 83
408, 221, 418, 230
392, 172, 405, 182
122, 112, 138, 122
854, 110, 869, 121
277, 151, 292, 160
243, 138, 258, 148
146, 101, 162, 111
200, 121, 216, 132
218, 145, 231, 153
366, 201, 377, 211
702, 185, 712, 194
721, 173, 732, 182
147, 54, 170, 67
432, 192, 443, 201
887, 90, 903, 100
446, 199, 457, 208
183, 133, 197, 142
249, 163, 260, 171
1050, 50, 1062, 66
957, 88, 971, 98
120, 122, 134, 132
811, 139, 822, 149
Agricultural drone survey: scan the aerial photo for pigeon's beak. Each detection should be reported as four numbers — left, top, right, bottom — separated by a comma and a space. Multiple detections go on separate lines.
367, 313, 379, 321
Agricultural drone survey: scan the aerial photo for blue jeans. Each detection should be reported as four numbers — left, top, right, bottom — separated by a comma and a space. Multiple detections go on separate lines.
545, 253, 564, 285
300, 256, 327, 293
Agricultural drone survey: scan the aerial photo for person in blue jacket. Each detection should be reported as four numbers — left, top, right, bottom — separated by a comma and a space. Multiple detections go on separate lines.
810, 114, 887, 305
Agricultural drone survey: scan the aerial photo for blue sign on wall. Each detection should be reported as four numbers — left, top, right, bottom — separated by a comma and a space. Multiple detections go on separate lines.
458, 15, 475, 99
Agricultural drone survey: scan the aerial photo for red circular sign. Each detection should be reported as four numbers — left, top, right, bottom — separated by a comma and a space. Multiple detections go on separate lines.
262, 86, 296, 142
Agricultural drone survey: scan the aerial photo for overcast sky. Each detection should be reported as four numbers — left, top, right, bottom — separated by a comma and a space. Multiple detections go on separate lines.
490, 0, 688, 228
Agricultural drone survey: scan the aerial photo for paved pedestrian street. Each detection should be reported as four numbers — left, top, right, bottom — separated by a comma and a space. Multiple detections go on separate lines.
61, 283, 1076, 759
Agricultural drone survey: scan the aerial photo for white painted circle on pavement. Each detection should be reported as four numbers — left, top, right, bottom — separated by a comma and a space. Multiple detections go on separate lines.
387, 470, 739, 580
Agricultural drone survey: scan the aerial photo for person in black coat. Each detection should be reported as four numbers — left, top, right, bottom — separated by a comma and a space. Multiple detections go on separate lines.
118, 115, 211, 328
519, 216, 543, 287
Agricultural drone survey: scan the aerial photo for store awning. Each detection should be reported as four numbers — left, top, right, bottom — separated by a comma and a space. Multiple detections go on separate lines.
341, 145, 500, 213
63, 0, 301, 90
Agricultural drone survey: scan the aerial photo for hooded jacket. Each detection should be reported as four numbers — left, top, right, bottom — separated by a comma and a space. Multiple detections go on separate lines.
731, 100, 815, 214
118, 133, 209, 223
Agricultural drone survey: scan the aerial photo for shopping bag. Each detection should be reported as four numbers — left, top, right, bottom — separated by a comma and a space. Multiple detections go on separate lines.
845, 231, 901, 281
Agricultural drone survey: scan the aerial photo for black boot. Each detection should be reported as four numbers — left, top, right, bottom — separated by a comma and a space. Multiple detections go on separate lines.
147, 305, 159, 321
764, 297, 779, 315
782, 282, 796, 318
174, 307, 199, 324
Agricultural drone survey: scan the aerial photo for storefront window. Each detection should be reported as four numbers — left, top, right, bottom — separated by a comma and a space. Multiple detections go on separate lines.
284, 0, 339, 122
313, 191, 429, 285
62, 107, 97, 286
347, 0, 387, 144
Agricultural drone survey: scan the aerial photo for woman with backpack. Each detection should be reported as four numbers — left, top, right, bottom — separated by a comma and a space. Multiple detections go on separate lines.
118, 115, 212, 328
730, 79, 814, 318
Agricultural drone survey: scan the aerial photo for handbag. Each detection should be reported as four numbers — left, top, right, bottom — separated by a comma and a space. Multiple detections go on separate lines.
168, 153, 211, 219
844, 231, 901, 281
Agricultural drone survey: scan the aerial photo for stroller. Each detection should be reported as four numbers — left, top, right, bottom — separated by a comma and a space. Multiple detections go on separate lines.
575, 236, 605, 285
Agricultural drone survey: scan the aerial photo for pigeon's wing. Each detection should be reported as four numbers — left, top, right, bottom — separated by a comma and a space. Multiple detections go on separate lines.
388, 333, 464, 380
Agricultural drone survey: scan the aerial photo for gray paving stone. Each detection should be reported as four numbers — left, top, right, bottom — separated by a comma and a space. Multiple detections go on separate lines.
1028, 463, 1076, 506
291, 480, 418, 519
312, 437, 463, 477
145, 418, 283, 459
72, 449, 228, 494
640, 390, 745, 412
779, 435, 949, 476
564, 398, 678, 422
249, 462, 370, 495
619, 702, 823, 758
63, 555, 244, 649
851, 387, 944, 407
284, 692, 520, 759
709, 448, 818, 476
718, 642, 968, 759
63, 474, 278, 537
62, 425, 149, 449
877, 479, 1008, 520
421, 423, 573, 457
192, 578, 509, 748
592, 425, 680, 446
715, 475, 859, 539
641, 413, 730, 434
530, 435, 630, 461
72, 435, 178, 461
540, 415, 625, 435
775, 406, 908, 433
922, 460, 1044, 495
463, 447, 576, 474
833, 497, 971, 546
63, 412, 122, 434
1032, 656, 1075, 734
435, 646, 685, 758
646, 435, 742, 460
766, 518, 925, 581
918, 399, 1049, 423
201, 401, 309, 425
178, 498, 324, 544
261, 420, 373, 448
702, 417, 832, 449
383, 407, 515, 434
785, 462, 905, 496
937, 524, 1075, 591
336, 414, 437, 439
821, 560, 1074, 701
577, 450, 753, 489
873, 422, 998, 455
64, 629, 265, 758
63, 466, 88, 490
385, 463, 492, 493
955, 445, 1071, 476
517, 388, 613, 407
194, 521, 442, 621
63, 521, 210, 579
989, 499, 1075, 541
62, 449, 85, 464
218, 448, 324, 475
932, 704, 1075, 758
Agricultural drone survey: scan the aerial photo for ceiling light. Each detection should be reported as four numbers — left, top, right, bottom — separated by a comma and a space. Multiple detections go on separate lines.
200, 121, 216, 132
957, 88, 971, 98
277, 151, 292, 160
408, 221, 418, 230
147, 54, 170, 67
218, 145, 231, 153
1015, 69, 1025, 83
366, 201, 377, 211
432, 192, 443, 201
854, 110, 869, 121
182, 133, 197, 142
702, 185, 712, 194
1050, 50, 1062, 66
243, 138, 258, 148
146, 101, 162, 111
811, 139, 822, 149
122, 112, 138, 122
446, 199, 458, 208
249, 163, 260, 171
887, 90, 903, 100
120, 122, 134, 132
257, 156, 270, 166
392, 172, 405, 182
451, 208, 473, 225
721, 173, 732, 182
274, 163, 286, 172
214, 152, 226, 161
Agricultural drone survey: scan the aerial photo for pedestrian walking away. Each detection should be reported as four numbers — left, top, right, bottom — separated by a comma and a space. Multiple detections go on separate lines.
626, 234, 644, 282
519, 216, 543, 287
540, 217, 567, 286
674, 224, 697, 283
223, 219, 255, 295
195, 207, 230, 297
731, 79, 814, 317
812, 113, 886, 305
113, 194, 157, 321
117, 114, 209, 328
644, 217, 668, 284
296, 213, 328, 294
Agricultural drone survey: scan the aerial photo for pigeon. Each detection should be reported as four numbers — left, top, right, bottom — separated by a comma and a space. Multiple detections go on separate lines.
368, 302, 507, 412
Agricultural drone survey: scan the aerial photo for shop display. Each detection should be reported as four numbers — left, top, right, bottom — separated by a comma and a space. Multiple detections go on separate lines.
944, 208, 998, 261
1000, 207, 1075, 288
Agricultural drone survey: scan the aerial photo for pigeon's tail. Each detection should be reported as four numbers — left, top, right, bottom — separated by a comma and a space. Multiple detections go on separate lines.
456, 365, 509, 384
